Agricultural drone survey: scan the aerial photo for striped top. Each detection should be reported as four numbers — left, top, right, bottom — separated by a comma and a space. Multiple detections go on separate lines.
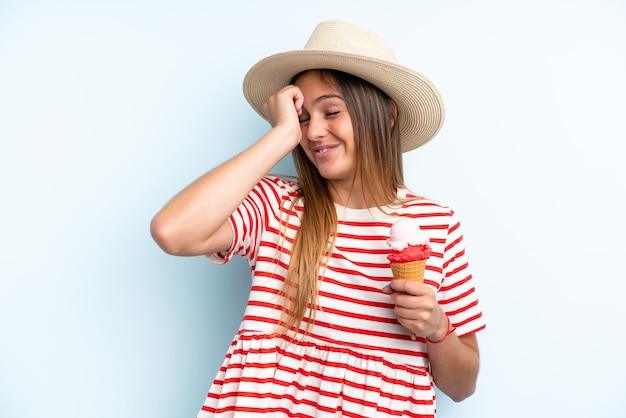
198, 175, 485, 418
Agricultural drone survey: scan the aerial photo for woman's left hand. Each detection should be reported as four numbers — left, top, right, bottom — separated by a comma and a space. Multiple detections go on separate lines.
385, 279, 448, 341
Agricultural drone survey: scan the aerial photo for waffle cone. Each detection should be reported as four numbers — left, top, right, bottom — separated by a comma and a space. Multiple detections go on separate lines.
390, 259, 427, 282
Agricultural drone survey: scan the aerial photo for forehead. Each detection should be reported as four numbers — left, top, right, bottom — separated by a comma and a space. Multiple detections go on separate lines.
293, 70, 338, 89
293, 71, 344, 104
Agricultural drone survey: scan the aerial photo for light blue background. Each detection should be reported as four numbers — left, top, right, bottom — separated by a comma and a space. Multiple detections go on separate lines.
1, 1, 625, 417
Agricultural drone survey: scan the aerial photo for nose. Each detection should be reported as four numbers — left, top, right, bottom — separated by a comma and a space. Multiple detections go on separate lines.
304, 114, 326, 142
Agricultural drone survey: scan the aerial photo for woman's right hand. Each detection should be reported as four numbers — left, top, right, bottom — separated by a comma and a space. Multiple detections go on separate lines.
263, 84, 304, 149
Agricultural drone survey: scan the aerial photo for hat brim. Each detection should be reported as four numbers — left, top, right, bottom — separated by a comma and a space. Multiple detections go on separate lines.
243, 50, 445, 152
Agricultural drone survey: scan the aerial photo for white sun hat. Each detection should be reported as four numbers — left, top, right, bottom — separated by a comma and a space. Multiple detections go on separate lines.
242, 20, 445, 152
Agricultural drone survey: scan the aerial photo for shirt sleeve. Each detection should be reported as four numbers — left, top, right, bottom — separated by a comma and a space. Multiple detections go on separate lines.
206, 176, 296, 266
436, 208, 486, 336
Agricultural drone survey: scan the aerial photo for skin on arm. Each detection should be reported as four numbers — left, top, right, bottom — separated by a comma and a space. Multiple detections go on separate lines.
150, 85, 304, 257
388, 279, 480, 402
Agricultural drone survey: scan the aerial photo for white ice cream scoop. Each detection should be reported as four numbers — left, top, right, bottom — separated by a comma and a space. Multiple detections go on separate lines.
386, 218, 429, 251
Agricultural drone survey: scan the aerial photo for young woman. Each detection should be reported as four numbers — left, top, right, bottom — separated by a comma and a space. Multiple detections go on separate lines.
151, 20, 485, 417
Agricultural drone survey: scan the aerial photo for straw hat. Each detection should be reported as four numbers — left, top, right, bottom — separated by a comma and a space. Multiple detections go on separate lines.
242, 20, 445, 152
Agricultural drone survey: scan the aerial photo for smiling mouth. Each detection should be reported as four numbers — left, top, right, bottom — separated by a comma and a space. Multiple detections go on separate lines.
314, 145, 338, 155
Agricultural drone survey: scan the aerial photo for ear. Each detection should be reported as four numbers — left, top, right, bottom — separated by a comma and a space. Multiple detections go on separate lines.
389, 99, 398, 128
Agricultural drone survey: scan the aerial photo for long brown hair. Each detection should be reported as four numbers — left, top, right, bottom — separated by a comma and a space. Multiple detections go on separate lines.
278, 69, 405, 336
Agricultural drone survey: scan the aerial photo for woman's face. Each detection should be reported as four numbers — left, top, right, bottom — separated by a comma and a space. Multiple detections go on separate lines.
294, 71, 357, 185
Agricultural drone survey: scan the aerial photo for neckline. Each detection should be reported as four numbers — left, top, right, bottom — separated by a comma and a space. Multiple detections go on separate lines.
332, 188, 413, 220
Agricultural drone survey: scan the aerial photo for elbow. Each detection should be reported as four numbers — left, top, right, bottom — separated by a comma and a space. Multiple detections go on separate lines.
432, 333, 481, 402
150, 214, 186, 256
432, 369, 478, 403
433, 378, 476, 403
448, 383, 476, 403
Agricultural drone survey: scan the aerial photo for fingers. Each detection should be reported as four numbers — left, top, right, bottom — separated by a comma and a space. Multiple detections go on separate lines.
390, 282, 436, 322
388, 279, 433, 298
264, 85, 304, 128
387, 280, 442, 338
293, 89, 304, 116
394, 302, 441, 339
392, 290, 436, 312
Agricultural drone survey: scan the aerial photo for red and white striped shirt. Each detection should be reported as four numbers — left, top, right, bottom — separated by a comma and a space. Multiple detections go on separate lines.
198, 175, 485, 417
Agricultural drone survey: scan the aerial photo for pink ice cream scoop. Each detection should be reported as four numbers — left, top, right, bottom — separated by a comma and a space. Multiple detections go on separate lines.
386, 218, 430, 252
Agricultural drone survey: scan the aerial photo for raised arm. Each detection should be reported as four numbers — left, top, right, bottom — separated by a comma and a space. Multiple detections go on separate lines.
150, 85, 304, 256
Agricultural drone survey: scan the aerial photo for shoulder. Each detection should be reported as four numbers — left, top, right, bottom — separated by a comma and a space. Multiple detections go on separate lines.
249, 176, 303, 217
397, 188, 454, 218
262, 175, 301, 195
396, 189, 466, 240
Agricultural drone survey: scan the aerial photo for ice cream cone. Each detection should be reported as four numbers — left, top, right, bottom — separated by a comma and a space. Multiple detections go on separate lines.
386, 218, 432, 341
390, 259, 427, 340
389, 259, 427, 282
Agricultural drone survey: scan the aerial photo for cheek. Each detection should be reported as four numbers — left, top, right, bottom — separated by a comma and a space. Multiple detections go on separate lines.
336, 120, 355, 144
298, 140, 316, 162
